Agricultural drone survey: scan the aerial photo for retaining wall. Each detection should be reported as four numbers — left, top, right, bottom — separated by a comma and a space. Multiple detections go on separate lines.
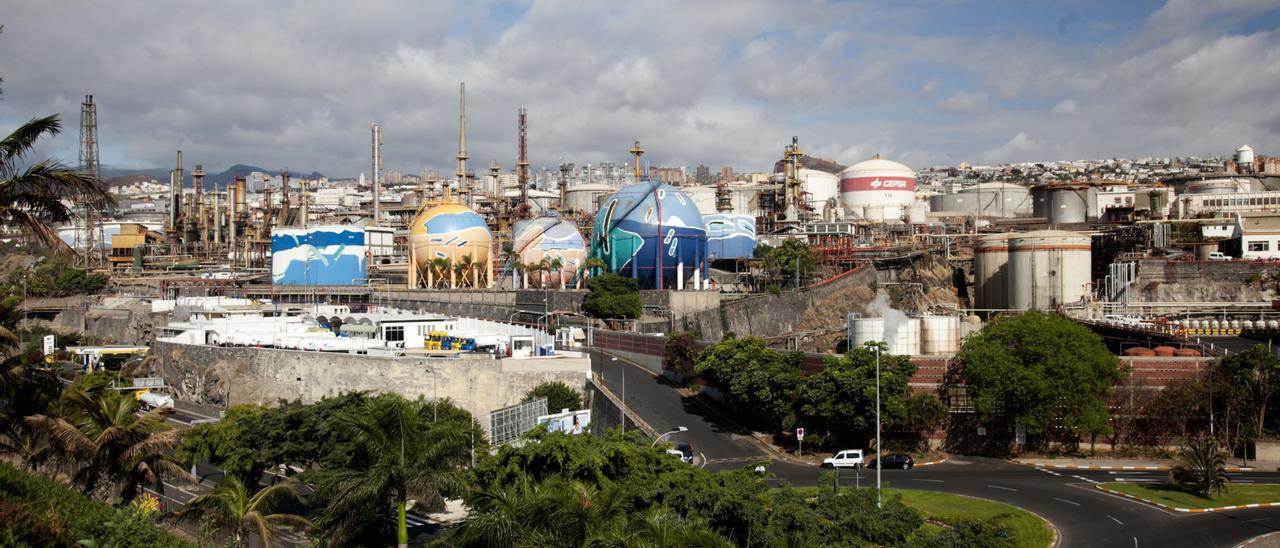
152, 341, 590, 435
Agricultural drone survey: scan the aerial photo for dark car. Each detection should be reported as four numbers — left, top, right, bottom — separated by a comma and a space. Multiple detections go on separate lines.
869, 454, 914, 469
674, 441, 694, 463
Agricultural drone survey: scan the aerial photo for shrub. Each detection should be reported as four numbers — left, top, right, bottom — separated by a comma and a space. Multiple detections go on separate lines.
522, 381, 583, 412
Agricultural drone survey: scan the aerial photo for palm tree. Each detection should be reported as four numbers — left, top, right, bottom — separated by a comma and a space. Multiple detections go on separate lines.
578, 257, 607, 289
456, 254, 475, 288
25, 385, 183, 503
1, 115, 113, 251
1169, 437, 1230, 497
448, 478, 632, 548
181, 476, 312, 548
313, 396, 474, 547
599, 506, 733, 548
546, 256, 564, 289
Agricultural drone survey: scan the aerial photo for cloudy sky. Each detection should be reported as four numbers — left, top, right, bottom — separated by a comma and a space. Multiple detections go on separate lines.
2, 0, 1278, 177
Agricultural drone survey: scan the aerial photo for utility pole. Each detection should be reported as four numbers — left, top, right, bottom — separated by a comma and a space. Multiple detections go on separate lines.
875, 345, 882, 509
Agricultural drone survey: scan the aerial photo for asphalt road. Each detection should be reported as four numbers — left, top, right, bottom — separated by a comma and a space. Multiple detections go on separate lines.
587, 349, 1280, 547
588, 349, 766, 464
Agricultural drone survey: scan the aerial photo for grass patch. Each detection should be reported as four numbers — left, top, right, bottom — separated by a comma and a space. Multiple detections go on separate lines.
1102, 482, 1280, 509
890, 489, 1054, 548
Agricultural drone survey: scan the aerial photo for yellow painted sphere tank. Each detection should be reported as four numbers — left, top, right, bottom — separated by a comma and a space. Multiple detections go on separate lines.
408, 203, 493, 287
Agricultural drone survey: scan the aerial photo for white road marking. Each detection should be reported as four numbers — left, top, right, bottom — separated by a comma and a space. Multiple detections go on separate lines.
1115, 478, 1159, 483
987, 484, 1018, 491
700, 453, 707, 469
1134, 536, 1138, 547
1109, 471, 1150, 475
1072, 475, 1100, 484
1054, 497, 1081, 506
1108, 515, 1125, 526
912, 478, 945, 483
1247, 518, 1272, 522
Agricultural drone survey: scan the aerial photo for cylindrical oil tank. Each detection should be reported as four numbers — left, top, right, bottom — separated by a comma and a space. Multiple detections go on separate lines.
973, 233, 1012, 310
589, 181, 709, 290
1269, 320, 1280, 331
1124, 347, 1155, 357
1031, 185, 1050, 218
1153, 346, 1176, 357
1210, 320, 1221, 331
1230, 320, 1241, 331
1007, 230, 1092, 311
1185, 178, 1245, 194
682, 185, 719, 216
1243, 320, 1255, 331
565, 183, 615, 213
920, 315, 960, 355
1238, 145, 1256, 166
1047, 186, 1089, 224
799, 169, 840, 219
851, 317, 922, 355
1174, 348, 1202, 357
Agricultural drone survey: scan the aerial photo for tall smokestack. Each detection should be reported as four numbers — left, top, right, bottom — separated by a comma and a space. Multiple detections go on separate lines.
456, 83, 469, 204
629, 141, 644, 180
370, 123, 382, 225
515, 105, 530, 219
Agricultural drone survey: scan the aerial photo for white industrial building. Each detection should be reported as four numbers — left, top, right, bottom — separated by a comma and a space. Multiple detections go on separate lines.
1223, 213, 1280, 260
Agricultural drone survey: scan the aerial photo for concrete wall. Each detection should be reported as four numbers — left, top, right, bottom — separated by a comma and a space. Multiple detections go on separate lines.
152, 341, 590, 435
683, 267, 877, 341
1132, 258, 1275, 302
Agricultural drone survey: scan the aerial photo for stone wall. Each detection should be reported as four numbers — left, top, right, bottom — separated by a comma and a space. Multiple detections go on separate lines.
1133, 258, 1278, 302
682, 267, 878, 342
151, 342, 590, 435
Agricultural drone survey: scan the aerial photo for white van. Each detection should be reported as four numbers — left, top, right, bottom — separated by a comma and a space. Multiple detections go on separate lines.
822, 449, 865, 469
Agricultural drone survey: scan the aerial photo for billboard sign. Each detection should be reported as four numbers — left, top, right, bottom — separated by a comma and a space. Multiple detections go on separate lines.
839, 176, 916, 192
537, 409, 591, 436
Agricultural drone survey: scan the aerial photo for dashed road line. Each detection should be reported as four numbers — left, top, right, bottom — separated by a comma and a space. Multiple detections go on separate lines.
1108, 515, 1125, 526
912, 478, 945, 483
987, 484, 1018, 492
1054, 497, 1081, 506
1072, 475, 1100, 484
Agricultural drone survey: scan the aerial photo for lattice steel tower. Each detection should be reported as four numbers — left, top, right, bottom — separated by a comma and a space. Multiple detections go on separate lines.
78, 95, 105, 266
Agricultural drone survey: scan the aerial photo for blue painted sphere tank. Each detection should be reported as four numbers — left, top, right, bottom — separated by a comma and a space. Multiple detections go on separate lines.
589, 180, 708, 289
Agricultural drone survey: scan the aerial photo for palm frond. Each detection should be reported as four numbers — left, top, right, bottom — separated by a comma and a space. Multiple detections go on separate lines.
0, 115, 60, 167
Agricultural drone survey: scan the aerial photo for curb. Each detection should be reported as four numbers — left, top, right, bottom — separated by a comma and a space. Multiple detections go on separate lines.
1097, 484, 1280, 513
915, 458, 948, 467
1021, 462, 1255, 472
1237, 531, 1280, 547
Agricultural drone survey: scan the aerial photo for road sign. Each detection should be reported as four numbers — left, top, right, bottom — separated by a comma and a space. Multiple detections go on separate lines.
42, 335, 55, 356
796, 427, 805, 441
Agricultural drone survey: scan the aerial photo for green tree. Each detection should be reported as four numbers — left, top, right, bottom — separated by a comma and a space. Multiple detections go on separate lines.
312, 394, 479, 547
175, 405, 273, 488
756, 239, 816, 288
902, 392, 949, 451
797, 343, 916, 449
1, 115, 113, 251
582, 273, 642, 320
695, 336, 801, 431
522, 381, 583, 413
180, 476, 311, 547
957, 311, 1126, 449
663, 330, 701, 384
25, 383, 183, 503
1218, 345, 1280, 440
1169, 437, 1230, 497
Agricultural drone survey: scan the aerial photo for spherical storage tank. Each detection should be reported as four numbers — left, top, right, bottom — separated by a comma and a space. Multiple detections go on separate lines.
408, 202, 493, 288
704, 213, 757, 260
589, 181, 709, 290
1007, 230, 1091, 311
973, 233, 1011, 311
839, 156, 916, 221
851, 317, 921, 356
511, 213, 587, 288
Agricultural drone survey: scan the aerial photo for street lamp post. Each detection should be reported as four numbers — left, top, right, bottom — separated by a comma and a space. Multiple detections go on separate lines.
651, 426, 688, 447
610, 356, 625, 433
875, 345, 882, 510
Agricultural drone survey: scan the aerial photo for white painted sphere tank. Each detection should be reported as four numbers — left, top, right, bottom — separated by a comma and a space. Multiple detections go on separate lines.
1238, 144, 1255, 166
850, 317, 922, 355
1269, 320, 1279, 330
1210, 320, 1221, 330
1007, 230, 1092, 311
920, 315, 960, 355
798, 168, 839, 218
973, 233, 1012, 311
1243, 320, 1254, 331
839, 156, 916, 221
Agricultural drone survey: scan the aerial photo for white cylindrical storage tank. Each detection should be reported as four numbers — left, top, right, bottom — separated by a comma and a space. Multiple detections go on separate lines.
907, 204, 928, 224
683, 185, 719, 216
850, 317, 920, 355
974, 233, 1012, 311
1269, 320, 1279, 331
1185, 178, 1245, 194
565, 183, 616, 213
1230, 320, 1241, 331
1237, 145, 1255, 166
1007, 230, 1092, 311
851, 317, 884, 349
839, 156, 916, 221
1243, 320, 1255, 331
798, 168, 839, 219
1047, 186, 1090, 224
920, 315, 960, 355
1209, 320, 1221, 331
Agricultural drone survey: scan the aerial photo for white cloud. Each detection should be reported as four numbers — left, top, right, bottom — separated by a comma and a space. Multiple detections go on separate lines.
981, 132, 1040, 164
937, 91, 989, 114
1051, 99, 1077, 115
